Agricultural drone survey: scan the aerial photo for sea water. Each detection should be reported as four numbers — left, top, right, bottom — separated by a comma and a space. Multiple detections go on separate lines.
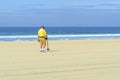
0, 26, 120, 41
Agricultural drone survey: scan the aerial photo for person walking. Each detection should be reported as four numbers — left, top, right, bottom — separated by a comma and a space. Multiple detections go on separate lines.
38, 25, 48, 52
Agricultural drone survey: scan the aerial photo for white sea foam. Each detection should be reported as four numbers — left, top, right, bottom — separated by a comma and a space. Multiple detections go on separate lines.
0, 35, 37, 38
0, 34, 120, 38
48, 34, 120, 37
0, 34, 120, 41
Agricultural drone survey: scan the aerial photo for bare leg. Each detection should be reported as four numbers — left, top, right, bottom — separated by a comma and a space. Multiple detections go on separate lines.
43, 43, 46, 48
40, 43, 43, 49
40, 40, 46, 52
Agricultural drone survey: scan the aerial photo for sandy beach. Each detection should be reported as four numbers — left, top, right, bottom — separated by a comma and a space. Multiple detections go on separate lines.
0, 39, 120, 80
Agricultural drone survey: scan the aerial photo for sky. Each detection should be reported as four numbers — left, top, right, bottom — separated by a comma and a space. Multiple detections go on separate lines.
0, 0, 120, 27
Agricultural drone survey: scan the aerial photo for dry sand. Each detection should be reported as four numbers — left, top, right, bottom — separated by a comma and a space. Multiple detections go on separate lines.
0, 40, 120, 80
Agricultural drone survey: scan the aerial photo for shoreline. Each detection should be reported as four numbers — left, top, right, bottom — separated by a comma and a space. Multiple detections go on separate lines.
0, 38, 120, 42
1, 33, 120, 41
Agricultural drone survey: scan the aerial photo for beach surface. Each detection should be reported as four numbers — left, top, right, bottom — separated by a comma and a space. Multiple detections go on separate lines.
0, 40, 120, 80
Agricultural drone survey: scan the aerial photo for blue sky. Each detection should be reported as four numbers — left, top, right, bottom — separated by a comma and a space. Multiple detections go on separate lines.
0, 0, 120, 27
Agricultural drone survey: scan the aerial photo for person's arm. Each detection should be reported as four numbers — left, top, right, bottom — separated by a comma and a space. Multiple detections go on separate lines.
45, 35, 48, 40
44, 30, 48, 40
37, 30, 40, 42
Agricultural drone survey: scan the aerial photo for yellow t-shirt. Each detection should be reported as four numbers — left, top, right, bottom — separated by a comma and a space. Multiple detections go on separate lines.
38, 28, 47, 37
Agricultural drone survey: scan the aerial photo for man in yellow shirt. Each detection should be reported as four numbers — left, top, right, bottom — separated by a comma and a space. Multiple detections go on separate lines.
38, 25, 48, 52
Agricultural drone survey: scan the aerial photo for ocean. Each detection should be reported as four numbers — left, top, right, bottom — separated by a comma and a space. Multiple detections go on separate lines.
0, 27, 120, 41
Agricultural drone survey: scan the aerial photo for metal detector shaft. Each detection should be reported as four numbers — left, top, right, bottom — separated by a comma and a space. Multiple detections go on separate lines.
47, 40, 50, 50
